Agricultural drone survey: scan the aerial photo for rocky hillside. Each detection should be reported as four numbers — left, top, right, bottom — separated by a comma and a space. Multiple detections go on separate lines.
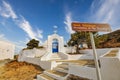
99, 29, 120, 48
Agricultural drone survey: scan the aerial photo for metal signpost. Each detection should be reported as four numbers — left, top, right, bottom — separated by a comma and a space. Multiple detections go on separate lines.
71, 22, 111, 80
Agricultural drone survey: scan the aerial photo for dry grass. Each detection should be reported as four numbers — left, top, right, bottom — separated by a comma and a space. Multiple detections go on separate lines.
0, 60, 43, 80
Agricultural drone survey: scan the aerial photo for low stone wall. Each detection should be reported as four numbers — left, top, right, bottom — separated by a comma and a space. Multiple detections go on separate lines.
68, 54, 83, 60
41, 52, 52, 60
22, 57, 40, 65
80, 48, 110, 57
21, 48, 47, 58
18, 57, 57, 70
79, 48, 111, 59
59, 52, 69, 60
67, 48, 111, 60
64, 47, 76, 53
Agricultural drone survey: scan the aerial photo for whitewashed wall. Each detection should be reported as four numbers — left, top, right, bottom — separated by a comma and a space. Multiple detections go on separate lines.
69, 63, 97, 80
79, 48, 110, 59
68, 54, 83, 60
41, 52, 52, 60
100, 57, 120, 80
18, 57, 57, 70
59, 52, 69, 60
66, 48, 110, 60
0, 41, 15, 60
100, 49, 120, 80
20, 48, 46, 58
64, 47, 76, 53
21, 49, 35, 57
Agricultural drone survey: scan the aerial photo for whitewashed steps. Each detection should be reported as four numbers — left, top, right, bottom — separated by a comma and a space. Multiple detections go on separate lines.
50, 53, 61, 60
37, 63, 69, 80
57, 63, 68, 70
54, 63, 69, 73
54, 67, 68, 73
37, 73, 56, 80
44, 70, 68, 80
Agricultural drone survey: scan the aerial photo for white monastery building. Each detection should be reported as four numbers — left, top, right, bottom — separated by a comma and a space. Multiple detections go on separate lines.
18, 31, 120, 80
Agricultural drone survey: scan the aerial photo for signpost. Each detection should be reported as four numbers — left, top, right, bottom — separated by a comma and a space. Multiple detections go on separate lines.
72, 22, 111, 32
71, 22, 111, 80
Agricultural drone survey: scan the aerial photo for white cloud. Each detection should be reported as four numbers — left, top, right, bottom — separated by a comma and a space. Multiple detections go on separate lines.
64, 12, 74, 34
0, 34, 5, 40
0, 1, 43, 41
17, 16, 43, 40
53, 25, 58, 29
90, 0, 120, 30
0, 1, 17, 19
37, 29, 43, 39
17, 17, 37, 39
0, 1, 43, 52
14, 38, 29, 46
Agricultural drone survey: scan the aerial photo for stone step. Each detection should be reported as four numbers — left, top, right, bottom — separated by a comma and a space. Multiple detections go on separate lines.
37, 73, 56, 80
57, 66, 68, 70
50, 56, 61, 58
54, 67, 68, 73
44, 70, 68, 80
50, 58, 61, 60
51, 56, 60, 58
50, 54, 61, 60
57, 63, 68, 69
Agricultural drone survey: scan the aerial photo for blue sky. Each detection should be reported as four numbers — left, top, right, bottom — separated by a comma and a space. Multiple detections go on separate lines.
0, 0, 120, 53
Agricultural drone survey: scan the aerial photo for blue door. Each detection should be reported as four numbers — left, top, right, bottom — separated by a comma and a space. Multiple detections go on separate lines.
52, 39, 58, 53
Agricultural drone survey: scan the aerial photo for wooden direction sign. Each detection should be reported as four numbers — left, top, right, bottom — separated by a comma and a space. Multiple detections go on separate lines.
72, 22, 111, 32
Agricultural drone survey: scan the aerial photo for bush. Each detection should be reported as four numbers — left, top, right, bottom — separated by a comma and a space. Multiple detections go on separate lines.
26, 39, 39, 49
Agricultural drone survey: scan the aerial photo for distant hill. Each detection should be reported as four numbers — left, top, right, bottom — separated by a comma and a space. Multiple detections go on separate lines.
98, 29, 120, 48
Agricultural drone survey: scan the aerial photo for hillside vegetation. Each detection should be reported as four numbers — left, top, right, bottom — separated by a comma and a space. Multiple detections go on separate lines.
99, 29, 120, 48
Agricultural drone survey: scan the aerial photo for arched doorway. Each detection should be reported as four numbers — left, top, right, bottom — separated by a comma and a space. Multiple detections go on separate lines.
52, 39, 59, 53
